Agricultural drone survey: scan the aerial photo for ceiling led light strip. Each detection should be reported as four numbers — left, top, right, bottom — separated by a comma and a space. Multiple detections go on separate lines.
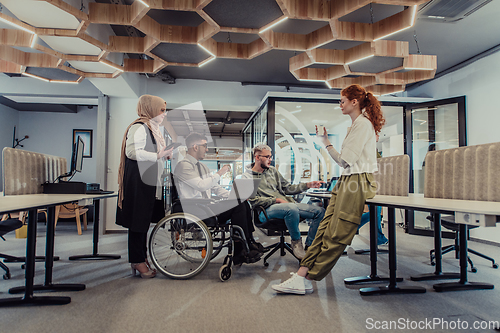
136, 0, 149, 8
30, 34, 37, 48
50, 80, 79, 84
199, 56, 216, 67
346, 54, 375, 65
259, 17, 288, 34
374, 5, 417, 41
0, 16, 35, 34
404, 67, 434, 71
299, 79, 327, 82
22, 72, 49, 82
99, 60, 124, 72
198, 44, 216, 57
22, 72, 81, 84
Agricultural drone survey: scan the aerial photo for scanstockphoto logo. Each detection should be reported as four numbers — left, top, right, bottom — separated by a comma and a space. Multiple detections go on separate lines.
365, 317, 500, 331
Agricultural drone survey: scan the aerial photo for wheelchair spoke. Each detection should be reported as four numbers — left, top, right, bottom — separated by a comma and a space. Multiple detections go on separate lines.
149, 214, 212, 279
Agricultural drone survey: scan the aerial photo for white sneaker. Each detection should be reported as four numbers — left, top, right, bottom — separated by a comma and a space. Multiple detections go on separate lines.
304, 277, 314, 294
272, 273, 306, 295
378, 241, 389, 251
291, 239, 306, 259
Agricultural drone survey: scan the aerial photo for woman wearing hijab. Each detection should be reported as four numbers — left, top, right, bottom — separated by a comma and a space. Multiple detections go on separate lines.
116, 95, 173, 278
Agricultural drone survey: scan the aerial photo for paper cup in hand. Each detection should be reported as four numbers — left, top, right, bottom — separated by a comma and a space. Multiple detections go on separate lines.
317, 126, 326, 137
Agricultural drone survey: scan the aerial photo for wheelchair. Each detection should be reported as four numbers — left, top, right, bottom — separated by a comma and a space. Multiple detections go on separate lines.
148, 179, 250, 282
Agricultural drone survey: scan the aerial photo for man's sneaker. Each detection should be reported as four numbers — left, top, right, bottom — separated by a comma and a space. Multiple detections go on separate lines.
272, 273, 306, 295
291, 239, 306, 259
304, 277, 314, 294
378, 241, 389, 251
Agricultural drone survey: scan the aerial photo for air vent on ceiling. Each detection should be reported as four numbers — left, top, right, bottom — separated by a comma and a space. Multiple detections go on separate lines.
419, 0, 493, 22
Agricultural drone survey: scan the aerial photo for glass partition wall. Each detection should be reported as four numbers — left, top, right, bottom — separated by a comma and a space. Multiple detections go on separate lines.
243, 95, 466, 237
406, 96, 466, 235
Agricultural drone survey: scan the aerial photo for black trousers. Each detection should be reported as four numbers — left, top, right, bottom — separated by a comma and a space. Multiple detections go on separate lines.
214, 201, 255, 244
128, 230, 148, 263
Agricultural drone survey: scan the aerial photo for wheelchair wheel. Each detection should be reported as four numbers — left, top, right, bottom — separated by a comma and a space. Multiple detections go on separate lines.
219, 264, 232, 282
149, 213, 213, 280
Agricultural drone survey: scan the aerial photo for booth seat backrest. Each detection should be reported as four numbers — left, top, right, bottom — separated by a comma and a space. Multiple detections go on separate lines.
424, 142, 500, 201
2, 147, 67, 195
374, 154, 410, 196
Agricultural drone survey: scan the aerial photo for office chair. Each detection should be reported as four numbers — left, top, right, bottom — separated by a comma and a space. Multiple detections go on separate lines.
0, 217, 23, 279
252, 206, 302, 266
428, 215, 498, 272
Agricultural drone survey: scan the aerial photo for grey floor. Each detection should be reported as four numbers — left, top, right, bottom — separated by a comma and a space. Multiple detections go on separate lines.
1, 220, 500, 333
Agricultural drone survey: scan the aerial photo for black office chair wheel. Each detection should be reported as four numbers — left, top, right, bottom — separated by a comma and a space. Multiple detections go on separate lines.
493, 263, 498, 269
3, 272, 10, 280
430, 261, 436, 266
471, 267, 477, 273
219, 264, 232, 282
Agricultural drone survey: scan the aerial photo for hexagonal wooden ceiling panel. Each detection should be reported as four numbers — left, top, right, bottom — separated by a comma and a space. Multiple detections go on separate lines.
0, 0, 435, 93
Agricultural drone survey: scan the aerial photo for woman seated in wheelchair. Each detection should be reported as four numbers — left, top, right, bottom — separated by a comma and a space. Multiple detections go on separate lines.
173, 132, 264, 265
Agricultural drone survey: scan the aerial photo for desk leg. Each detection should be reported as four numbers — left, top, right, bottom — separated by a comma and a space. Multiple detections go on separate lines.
360, 208, 426, 296
353, 205, 388, 256
411, 213, 460, 281
1, 210, 70, 306
9, 206, 86, 294
345, 205, 399, 285
69, 199, 121, 260
433, 223, 494, 292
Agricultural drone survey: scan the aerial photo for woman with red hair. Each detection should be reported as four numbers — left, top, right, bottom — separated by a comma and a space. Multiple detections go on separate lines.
272, 84, 385, 294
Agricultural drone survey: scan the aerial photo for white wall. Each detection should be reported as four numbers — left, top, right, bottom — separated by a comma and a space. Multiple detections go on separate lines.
0, 104, 19, 190
17, 107, 98, 184
407, 50, 500, 244
408, 51, 500, 146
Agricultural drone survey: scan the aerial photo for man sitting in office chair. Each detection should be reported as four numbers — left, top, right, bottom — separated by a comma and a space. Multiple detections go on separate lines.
173, 132, 263, 265
242, 143, 325, 259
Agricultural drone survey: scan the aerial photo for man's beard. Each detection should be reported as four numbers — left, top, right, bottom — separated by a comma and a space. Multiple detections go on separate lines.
261, 163, 269, 170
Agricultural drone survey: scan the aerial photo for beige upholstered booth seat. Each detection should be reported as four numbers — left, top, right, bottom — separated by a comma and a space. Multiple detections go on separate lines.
424, 142, 500, 202
2, 147, 87, 235
374, 155, 410, 197
2, 147, 66, 195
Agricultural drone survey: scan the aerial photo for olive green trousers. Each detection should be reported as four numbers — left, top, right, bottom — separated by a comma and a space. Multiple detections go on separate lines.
301, 173, 376, 281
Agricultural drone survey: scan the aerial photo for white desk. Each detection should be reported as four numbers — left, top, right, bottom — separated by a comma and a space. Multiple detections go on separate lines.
306, 192, 500, 295
0, 193, 117, 307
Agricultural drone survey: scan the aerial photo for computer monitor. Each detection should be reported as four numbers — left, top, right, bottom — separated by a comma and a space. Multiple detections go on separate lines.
72, 136, 85, 173
55, 136, 84, 182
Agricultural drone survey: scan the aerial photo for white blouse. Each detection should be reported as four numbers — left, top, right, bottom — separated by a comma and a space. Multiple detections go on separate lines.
327, 113, 378, 176
125, 123, 164, 199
